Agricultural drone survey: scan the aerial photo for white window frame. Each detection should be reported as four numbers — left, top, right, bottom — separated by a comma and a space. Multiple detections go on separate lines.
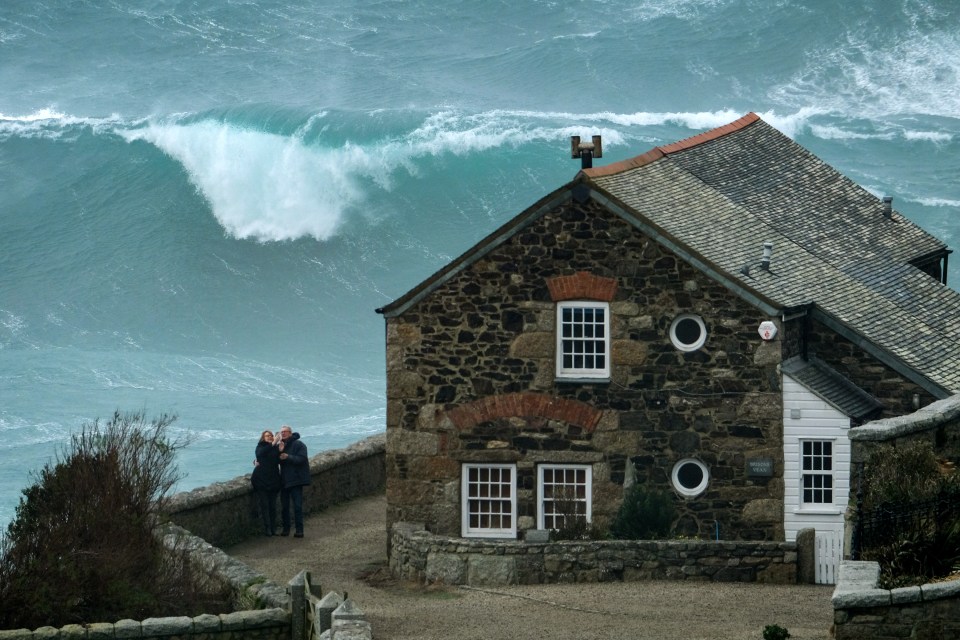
537, 464, 592, 531
556, 301, 610, 379
671, 458, 710, 497
461, 463, 517, 538
669, 314, 707, 352
800, 439, 835, 507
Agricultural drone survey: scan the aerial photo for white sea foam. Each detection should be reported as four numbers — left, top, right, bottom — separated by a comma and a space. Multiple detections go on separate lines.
121, 121, 360, 241
489, 108, 745, 131
914, 197, 960, 208
0, 109, 128, 140
623, 0, 725, 22
808, 125, 894, 141
771, 12, 960, 120
0, 310, 26, 335
0, 108, 66, 122
903, 130, 952, 143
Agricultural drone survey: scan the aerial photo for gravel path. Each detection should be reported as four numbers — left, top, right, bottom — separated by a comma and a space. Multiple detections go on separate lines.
226, 494, 835, 640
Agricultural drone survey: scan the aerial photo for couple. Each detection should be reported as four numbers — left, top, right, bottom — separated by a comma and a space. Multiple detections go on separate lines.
251, 425, 310, 538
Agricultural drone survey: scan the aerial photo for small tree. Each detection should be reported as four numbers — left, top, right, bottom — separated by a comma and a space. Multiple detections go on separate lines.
0, 410, 230, 628
610, 484, 675, 540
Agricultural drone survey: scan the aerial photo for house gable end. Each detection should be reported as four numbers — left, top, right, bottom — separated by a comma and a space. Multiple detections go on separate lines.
377, 186, 573, 319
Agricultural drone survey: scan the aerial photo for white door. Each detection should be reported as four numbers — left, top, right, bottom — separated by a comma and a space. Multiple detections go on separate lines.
814, 529, 843, 584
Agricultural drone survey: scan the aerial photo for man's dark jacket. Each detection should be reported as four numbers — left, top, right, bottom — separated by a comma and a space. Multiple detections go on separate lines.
280, 432, 311, 489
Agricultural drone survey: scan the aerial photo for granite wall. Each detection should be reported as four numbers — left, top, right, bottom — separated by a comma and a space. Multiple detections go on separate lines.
832, 561, 960, 639
389, 522, 813, 586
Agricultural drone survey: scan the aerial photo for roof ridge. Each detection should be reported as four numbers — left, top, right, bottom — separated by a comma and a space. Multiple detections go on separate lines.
580, 112, 760, 179
658, 112, 760, 154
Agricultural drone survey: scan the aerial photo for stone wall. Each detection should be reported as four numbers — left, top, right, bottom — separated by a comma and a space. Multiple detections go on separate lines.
166, 434, 386, 547
390, 522, 807, 586
832, 561, 960, 639
386, 198, 786, 541
849, 394, 960, 464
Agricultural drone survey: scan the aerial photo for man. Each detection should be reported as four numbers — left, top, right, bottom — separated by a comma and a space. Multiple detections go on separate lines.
277, 424, 311, 537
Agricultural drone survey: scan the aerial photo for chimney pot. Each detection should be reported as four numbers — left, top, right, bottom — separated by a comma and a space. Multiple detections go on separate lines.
571, 135, 603, 170
760, 242, 773, 271
882, 196, 893, 218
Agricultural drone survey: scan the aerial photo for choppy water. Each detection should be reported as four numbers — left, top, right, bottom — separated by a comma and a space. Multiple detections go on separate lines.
2, 0, 959, 528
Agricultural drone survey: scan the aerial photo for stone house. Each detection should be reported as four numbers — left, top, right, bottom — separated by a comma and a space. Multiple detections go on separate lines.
375, 113, 960, 566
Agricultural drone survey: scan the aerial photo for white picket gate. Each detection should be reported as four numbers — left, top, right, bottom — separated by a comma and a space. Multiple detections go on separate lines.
814, 530, 843, 585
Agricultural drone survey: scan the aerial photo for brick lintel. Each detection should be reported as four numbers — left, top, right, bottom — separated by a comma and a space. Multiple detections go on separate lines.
446, 392, 602, 433
547, 271, 618, 302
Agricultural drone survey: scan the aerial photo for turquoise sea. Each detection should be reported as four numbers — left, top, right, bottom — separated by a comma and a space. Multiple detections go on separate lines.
2, 0, 959, 528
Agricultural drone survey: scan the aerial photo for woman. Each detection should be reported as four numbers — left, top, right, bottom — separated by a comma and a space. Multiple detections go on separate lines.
251, 430, 282, 536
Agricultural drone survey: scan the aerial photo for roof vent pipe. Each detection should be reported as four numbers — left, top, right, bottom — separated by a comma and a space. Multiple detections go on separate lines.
760, 242, 773, 271
882, 196, 893, 218
571, 135, 603, 170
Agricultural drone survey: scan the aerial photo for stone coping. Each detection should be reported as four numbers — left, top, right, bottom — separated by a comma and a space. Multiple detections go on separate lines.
0, 610, 289, 640
849, 394, 960, 442
397, 522, 796, 552
831, 560, 960, 609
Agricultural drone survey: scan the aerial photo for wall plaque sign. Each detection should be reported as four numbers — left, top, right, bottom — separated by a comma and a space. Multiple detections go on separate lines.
746, 457, 774, 477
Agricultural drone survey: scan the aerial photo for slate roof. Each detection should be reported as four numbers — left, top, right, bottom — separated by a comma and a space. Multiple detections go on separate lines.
781, 356, 884, 422
583, 113, 960, 395
380, 113, 960, 396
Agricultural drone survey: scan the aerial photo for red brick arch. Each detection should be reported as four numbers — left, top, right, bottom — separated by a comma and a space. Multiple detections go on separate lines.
546, 271, 617, 302
445, 392, 602, 433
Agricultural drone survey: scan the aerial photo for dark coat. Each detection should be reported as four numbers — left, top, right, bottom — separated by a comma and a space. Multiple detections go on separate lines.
279, 432, 311, 489
251, 440, 282, 492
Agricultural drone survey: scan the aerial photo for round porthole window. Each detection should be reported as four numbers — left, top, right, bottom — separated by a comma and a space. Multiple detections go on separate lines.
670, 314, 707, 352
671, 458, 709, 497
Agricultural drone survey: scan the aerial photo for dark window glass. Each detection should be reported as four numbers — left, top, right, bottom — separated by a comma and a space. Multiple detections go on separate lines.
677, 462, 704, 489
675, 318, 702, 345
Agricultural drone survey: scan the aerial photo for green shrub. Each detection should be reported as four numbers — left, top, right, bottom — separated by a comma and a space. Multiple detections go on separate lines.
859, 441, 960, 586
762, 624, 790, 640
864, 511, 960, 588
862, 441, 946, 509
0, 410, 231, 628
609, 484, 675, 540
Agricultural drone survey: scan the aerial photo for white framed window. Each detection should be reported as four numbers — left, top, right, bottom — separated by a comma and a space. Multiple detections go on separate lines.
671, 458, 709, 497
669, 314, 707, 352
801, 440, 834, 505
537, 464, 592, 531
556, 301, 610, 379
461, 463, 517, 538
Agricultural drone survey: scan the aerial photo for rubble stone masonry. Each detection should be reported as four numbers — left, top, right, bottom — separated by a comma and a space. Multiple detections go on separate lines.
386, 198, 787, 540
